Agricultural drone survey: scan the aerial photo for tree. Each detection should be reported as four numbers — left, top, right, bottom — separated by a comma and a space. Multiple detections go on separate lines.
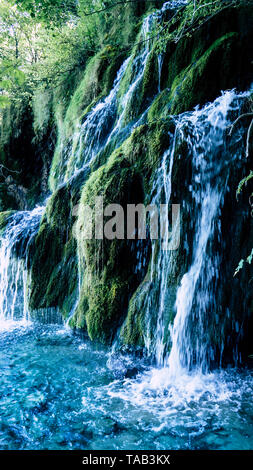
14, 0, 78, 24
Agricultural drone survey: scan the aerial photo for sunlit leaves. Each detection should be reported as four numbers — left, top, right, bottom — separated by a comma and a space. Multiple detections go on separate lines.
234, 248, 253, 276
0, 95, 10, 109
14, 0, 78, 24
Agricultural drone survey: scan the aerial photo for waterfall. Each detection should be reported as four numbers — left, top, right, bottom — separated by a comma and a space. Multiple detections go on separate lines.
0, 206, 44, 329
0, 1, 248, 359
65, 15, 156, 181
144, 90, 249, 375
66, 57, 130, 178
157, 53, 164, 93
0, 1, 188, 330
59, 1, 184, 186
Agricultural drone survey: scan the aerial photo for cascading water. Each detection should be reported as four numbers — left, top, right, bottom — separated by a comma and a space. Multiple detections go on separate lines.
0, 206, 44, 330
65, 57, 130, 177
100, 94, 253, 448
64, 18, 156, 181
56, 1, 187, 186
0, 0, 186, 329
144, 90, 249, 376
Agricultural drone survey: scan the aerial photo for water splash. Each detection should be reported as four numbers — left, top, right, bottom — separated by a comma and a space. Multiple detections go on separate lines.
105, 89, 250, 420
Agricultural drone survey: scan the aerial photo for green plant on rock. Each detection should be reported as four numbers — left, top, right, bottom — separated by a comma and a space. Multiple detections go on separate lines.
234, 171, 253, 276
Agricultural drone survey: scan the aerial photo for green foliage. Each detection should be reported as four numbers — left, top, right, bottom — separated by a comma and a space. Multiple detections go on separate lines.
0, 0, 153, 116
169, 32, 238, 114
15, 0, 77, 24
234, 248, 253, 276
0, 95, 10, 109
0, 210, 14, 233
236, 170, 253, 198
32, 85, 53, 134
0, 1, 92, 111
155, 0, 245, 53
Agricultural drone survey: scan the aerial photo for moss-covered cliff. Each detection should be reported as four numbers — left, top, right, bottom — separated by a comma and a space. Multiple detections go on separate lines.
0, 0, 253, 365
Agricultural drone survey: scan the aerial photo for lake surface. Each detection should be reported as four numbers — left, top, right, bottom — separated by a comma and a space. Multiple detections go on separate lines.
0, 321, 252, 450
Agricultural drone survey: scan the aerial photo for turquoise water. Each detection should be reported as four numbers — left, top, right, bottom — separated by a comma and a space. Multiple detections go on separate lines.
0, 321, 252, 450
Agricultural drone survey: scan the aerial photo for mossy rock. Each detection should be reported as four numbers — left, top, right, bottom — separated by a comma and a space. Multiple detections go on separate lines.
72, 119, 174, 342
30, 117, 173, 335
0, 211, 14, 234
120, 46, 159, 122
170, 32, 239, 115
120, 279, 149, 347
74, 149, 145, 342
159, 3, 253, 114
28, 170, 86, 318
147, 89, 171, 122
64, 48, 127, 137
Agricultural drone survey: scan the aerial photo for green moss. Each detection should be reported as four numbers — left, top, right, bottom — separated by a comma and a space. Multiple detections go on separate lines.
147, 89, 171, 122
0, 211, 14, 234
70, 118, 174, 342
29, 170, 86, 318
155, 3, 253, 114
120, 280, 149, 347
170, 33, 238, 114
82, 276, 130, 343
117, 43, 160, 127
33, 86, 53, 137
73, 148, 143, 341
121, 46, 159, 122
64, 47, 126, 136
64, 54, 103, 135
142, 48, 159, 101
